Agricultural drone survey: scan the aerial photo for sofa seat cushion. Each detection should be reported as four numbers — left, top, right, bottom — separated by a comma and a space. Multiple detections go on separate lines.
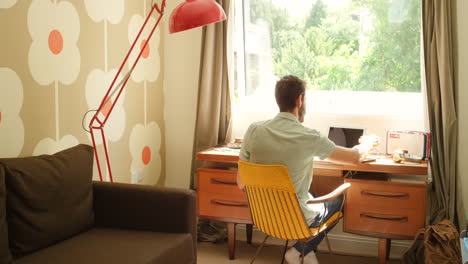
14, 228, 195, 264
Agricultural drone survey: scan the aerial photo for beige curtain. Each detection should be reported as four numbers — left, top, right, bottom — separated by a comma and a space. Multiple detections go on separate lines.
191, 0, 232, 189
422, 0, 466, 228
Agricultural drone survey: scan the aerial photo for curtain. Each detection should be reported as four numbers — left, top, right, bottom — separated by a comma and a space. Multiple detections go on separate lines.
191, 0, 232, 189
422, 0, 466, 229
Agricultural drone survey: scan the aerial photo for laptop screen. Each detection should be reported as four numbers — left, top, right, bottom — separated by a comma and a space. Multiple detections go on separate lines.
327, 127, 364, 148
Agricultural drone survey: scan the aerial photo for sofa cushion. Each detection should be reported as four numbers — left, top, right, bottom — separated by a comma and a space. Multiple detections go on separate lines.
0, 165, 12, 263
1, 144, 94, 257
14, 228, 195, 264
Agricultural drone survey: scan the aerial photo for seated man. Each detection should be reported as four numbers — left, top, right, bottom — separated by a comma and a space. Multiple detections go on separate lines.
237, 75, 370, 264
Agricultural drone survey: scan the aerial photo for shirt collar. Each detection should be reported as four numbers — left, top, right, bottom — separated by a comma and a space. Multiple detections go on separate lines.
275, 112, 299, 123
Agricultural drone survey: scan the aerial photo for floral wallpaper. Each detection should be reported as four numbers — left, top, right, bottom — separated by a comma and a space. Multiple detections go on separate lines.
0, 0, 166, 185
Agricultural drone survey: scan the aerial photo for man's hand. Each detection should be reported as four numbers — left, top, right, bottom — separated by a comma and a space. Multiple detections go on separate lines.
354, 135, 379, 161
236, 171, 244, 190
352, 142, 372, 162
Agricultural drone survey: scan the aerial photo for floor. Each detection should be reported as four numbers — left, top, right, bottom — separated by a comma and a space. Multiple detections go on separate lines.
197, 241, 401, 264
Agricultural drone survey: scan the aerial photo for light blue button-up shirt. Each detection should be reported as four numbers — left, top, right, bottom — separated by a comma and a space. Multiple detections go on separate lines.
240, 112, 336, 225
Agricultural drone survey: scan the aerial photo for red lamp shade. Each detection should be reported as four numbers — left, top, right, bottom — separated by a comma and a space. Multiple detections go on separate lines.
169, 0, 227, 33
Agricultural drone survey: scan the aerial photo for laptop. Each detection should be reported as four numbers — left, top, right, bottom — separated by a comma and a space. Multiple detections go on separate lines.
327, 127, 378, 163
327, 127, 364, 148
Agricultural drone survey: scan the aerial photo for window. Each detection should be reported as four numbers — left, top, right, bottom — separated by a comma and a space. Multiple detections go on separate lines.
235, 0, 421, 94
231, 0, 426, 141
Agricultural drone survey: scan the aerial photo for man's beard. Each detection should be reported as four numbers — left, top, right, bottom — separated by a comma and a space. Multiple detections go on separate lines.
298, 100, 306, 123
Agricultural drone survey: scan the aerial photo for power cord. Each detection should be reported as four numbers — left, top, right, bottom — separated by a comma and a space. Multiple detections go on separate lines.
82, 110, 97, 133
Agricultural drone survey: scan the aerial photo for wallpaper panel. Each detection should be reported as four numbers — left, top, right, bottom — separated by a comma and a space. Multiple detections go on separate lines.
0, 0, 166, 185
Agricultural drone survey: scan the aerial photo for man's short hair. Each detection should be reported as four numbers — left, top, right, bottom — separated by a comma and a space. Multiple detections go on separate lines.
275, 75, 306, 112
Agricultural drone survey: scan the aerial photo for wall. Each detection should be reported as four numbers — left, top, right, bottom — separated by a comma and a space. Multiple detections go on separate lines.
0, 0, 165, 185
162, 0, 203, 189
455, 0, 468, 221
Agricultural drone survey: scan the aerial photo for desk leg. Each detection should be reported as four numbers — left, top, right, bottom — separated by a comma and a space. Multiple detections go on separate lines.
378, 238, 391, 264
227, 222, 237, 260
246, 224, 253, 244
386, 239, 391, 260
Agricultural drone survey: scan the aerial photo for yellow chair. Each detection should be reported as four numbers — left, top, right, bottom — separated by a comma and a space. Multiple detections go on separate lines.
238, 160, 351, 264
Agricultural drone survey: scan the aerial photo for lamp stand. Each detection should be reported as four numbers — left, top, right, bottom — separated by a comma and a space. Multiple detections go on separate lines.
89, 1, 166, 182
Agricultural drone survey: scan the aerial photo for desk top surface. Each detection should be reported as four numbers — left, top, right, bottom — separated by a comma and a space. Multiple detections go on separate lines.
197, 147, 428, 175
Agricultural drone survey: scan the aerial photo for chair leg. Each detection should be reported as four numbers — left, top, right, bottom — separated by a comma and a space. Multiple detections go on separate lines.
300, 242, 305, 264
280, 240, 289, 264
325, 233, 333, 256
250, 235, 269, 264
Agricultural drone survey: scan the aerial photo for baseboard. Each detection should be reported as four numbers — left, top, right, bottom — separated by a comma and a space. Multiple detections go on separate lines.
235, 222, 412, 260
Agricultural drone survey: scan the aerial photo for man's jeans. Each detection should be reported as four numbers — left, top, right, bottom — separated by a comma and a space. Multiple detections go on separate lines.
293, 193, 344, 256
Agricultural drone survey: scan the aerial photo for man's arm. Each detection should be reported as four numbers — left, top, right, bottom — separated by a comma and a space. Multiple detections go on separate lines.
236, 170, 244, 190
327, 146, 360, 165
237, 123, 257, 190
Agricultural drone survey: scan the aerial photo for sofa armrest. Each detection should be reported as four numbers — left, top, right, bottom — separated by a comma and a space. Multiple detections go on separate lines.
93, 181, 197, 240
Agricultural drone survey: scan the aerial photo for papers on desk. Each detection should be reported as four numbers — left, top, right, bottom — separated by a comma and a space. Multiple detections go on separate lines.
216, 147, 240, 153
205, 147, 240, 155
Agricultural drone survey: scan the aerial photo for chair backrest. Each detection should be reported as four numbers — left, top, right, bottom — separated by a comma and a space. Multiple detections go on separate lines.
238, 161, 312, 240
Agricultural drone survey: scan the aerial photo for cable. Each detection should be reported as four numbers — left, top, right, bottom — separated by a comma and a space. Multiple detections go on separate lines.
82, 109, 97, 133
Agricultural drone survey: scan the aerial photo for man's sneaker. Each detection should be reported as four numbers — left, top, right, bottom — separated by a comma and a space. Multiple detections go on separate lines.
284, 247, 301, 264
303, 251, 319, 264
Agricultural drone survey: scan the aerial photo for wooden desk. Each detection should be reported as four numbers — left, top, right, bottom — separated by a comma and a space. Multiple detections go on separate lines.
196, 147, 428, 263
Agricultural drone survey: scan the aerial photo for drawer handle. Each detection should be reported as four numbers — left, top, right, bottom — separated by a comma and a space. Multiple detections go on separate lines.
211, 199, 248, 207
211, 178, 237, 186
360, 212, 408, 222
361, 190, 409, 199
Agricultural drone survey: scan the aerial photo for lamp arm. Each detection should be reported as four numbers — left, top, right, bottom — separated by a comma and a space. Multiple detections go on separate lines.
89, 1, 166, 182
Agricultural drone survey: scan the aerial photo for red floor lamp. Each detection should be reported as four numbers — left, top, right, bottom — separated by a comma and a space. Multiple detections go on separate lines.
89, 0, 226, 182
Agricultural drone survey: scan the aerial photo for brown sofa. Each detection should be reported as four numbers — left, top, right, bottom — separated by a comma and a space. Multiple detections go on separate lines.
0, 144, 197, 264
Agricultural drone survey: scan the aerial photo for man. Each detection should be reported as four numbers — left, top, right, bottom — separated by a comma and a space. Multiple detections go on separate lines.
237, 75, 369, 264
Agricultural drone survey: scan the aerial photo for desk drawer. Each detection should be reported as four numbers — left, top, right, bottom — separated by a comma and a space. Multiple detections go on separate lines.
344, 206, 425, 238
198, 191, 251, 221
198, 168, 245, 198
344, 178, 426, 238
346, 179, 425, 210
